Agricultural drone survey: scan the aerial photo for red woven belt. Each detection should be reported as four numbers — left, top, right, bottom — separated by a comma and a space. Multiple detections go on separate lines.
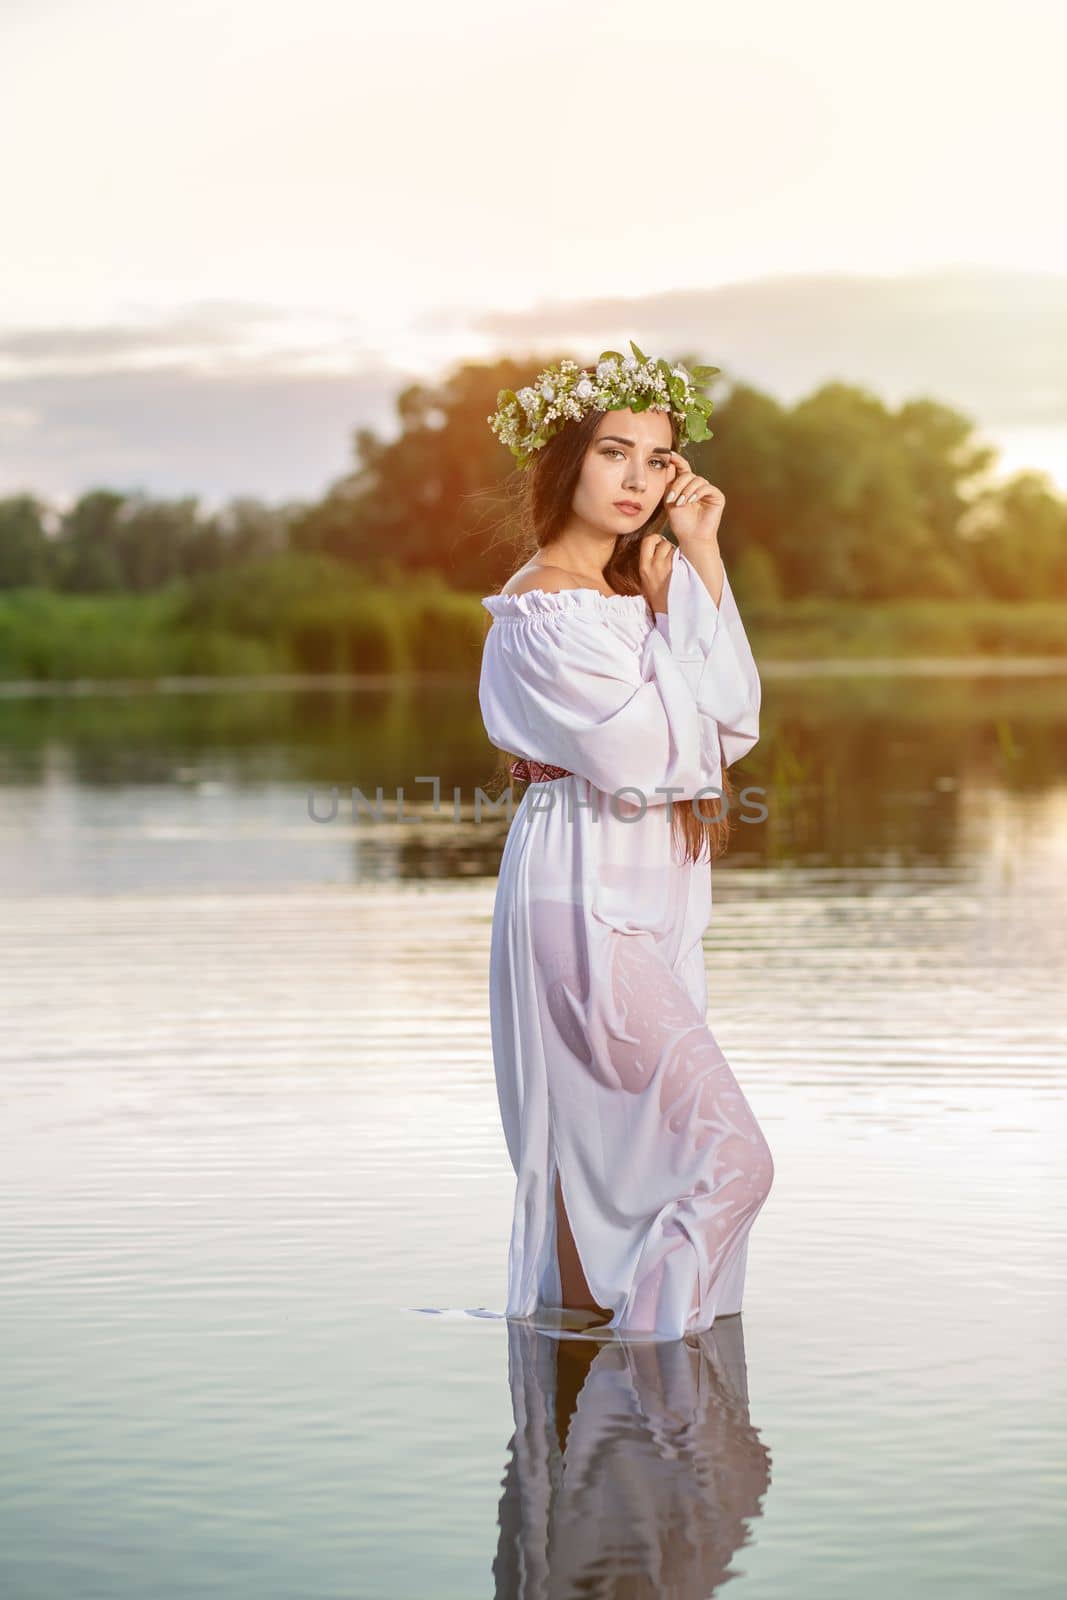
509, 757, 573, 783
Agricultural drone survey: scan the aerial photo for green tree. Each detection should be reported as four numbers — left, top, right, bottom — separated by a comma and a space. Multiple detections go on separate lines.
961, 470, 1067, 599
114, 494, 203, 592
291, 355, 572, 588
768, 383, 994, 599
54, 490, 127, 592
0, 495, 51, 587
216, 496, 306, 564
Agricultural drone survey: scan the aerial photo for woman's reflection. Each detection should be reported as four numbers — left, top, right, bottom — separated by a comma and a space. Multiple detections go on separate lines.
493, 1312, 773, 1597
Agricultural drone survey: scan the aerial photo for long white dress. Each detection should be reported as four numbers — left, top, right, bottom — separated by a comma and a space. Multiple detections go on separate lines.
478, 549, 773, 1341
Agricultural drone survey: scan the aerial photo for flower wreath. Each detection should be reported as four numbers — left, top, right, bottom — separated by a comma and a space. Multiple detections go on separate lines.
487, 338, 719, 470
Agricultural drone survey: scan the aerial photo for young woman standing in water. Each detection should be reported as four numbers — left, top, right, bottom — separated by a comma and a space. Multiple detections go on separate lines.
477, 347, 773, 1340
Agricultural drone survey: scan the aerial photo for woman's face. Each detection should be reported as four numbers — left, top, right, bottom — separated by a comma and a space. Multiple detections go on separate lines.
572, 408, 676, 534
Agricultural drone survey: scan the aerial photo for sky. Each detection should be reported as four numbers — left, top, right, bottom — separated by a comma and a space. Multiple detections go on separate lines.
1, 0, 1065, 507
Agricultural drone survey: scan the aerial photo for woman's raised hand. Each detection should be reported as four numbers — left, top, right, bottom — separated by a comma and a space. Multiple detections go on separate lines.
662, 449, 725, 547
638, 531, 677, 615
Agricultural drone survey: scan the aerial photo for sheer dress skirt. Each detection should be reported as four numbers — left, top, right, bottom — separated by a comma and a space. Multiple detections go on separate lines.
488, 773, 774, 1341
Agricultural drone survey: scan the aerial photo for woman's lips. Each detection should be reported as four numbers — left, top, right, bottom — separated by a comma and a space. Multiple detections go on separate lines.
614, 501, 642, 515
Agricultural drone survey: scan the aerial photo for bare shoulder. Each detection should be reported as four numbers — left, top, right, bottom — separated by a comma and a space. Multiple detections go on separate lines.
501, 563, 602, 598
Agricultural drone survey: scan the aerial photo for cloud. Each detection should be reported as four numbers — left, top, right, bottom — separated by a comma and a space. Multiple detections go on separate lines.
462, 267, 1067, 427
0, 363, 402, 507
0, 299, 414, 503
0, 301, 293, 365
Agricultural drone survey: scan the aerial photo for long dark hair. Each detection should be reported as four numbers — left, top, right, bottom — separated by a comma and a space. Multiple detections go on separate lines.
483, 405, 738, 865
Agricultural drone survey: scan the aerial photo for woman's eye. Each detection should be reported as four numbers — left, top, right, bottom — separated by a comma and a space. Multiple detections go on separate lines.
602, 450, 670, 468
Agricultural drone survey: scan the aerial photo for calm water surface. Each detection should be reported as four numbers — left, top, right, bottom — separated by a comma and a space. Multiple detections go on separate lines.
1, 667, 1064, 1597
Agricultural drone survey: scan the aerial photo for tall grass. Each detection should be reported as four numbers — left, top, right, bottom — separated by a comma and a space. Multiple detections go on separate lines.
0, 554, 1063, 683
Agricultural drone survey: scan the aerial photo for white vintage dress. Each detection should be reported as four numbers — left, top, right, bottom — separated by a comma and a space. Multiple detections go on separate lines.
478, 550, 773, 1341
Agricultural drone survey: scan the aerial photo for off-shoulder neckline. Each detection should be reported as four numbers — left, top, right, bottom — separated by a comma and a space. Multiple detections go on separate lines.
480, 586, 649, 620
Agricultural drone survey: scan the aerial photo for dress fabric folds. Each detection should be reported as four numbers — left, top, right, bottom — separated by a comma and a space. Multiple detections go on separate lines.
478, 551, 773, 1341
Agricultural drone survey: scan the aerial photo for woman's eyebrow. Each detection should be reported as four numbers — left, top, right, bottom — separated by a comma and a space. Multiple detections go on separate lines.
599, 434, 672, 455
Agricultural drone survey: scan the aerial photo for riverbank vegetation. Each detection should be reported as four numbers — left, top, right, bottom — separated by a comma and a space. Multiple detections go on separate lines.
2, 360, 1065, 681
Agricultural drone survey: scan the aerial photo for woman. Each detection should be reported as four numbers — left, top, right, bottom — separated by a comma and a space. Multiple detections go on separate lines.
478, 347, 774, 1341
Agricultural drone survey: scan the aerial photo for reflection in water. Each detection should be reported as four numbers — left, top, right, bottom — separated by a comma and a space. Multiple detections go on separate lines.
0, 666, 1064, 890
494, 1314, 771, 1597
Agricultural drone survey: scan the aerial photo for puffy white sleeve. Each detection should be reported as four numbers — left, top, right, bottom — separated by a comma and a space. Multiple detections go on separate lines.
478, 553, 760, 805
652, 553, 762, 769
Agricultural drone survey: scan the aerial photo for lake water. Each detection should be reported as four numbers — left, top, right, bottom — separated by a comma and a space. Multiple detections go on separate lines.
1, 665, 1064, 1597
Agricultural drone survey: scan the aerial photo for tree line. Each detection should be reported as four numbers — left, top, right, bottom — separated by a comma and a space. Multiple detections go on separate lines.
2, 359, 1065, 603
